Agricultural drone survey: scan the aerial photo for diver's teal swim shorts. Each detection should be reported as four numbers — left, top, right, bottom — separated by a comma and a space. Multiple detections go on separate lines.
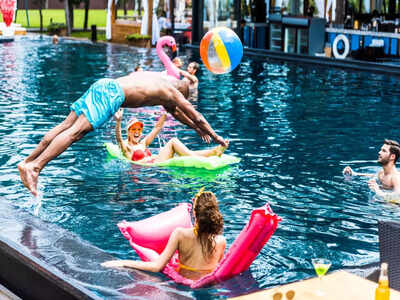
70, 78, 125, 130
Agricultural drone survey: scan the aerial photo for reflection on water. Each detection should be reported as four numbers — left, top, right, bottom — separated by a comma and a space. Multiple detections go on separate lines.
1, 35, 400, 299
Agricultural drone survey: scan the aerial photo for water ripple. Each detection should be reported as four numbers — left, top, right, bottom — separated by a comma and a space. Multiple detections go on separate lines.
1, 37, 400, 298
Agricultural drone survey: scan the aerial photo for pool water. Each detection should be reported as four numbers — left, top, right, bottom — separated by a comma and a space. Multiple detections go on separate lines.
1, 36, 400, 299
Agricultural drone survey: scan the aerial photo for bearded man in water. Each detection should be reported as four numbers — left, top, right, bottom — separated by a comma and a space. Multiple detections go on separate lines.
343, 139, 400, 197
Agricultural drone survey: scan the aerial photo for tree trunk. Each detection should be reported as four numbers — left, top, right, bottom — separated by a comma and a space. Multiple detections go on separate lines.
65, 0, 71, 35
124, 0, 127, 16
147, 0, 153, 36
39, 7, 43, 32
69, 0, 74, 30
84, 0, 89, 30
334, 0, 345, 25
138, 0, 142, 16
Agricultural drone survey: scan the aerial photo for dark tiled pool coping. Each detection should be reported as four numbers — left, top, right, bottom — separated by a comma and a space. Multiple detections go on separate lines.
0, 202, 193, 300
0, 236, 100, 300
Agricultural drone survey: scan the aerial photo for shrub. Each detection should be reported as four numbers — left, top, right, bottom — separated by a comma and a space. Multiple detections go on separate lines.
126, 33, 151, 41
47, 22, 66, 34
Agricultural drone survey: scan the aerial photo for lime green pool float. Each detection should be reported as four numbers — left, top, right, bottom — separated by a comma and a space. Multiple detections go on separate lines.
105, 143, 241, 170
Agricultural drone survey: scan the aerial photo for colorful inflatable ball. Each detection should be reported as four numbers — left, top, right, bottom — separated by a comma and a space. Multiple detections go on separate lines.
200, 27, 243, 74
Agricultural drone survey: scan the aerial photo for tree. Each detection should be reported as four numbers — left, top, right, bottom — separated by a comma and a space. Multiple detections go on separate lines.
64, 0, 71, 35
83, 0, 89, 30
123, 0, 127, 16
33, 0, 46, 32
60, 0, 81, 35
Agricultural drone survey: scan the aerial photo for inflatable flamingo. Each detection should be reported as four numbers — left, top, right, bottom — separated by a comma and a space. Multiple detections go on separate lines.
156, 36, 180, 79
0, 0, 16, 27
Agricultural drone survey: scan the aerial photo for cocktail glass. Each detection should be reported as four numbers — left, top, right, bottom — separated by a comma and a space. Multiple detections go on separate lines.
312, 258, 331, 296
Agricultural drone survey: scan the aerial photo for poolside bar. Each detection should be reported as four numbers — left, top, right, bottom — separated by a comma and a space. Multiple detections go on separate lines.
185, 0, 400, 62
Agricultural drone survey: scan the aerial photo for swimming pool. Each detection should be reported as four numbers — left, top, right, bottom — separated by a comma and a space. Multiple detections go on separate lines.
1, 35, 400, 299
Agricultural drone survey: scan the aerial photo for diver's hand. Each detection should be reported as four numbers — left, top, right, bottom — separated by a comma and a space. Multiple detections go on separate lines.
215, 135, 228, 147
343, 166, 353, 176
202, 134, 212, 144
101, 260, 125, 268
114, 108, 123, 121
194, 128, 211, 143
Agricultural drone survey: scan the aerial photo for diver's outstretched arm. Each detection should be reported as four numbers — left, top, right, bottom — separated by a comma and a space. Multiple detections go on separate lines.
169, 89, 226, 146
143, 114, 167, 147
164, 105, 211, 143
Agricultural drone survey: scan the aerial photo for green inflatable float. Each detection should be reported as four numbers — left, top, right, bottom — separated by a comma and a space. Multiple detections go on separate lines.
105, 143, 240, 170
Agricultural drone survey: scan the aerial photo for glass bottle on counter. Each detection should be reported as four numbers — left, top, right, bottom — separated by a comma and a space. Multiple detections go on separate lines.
354, 19, 359, 30
375, 263, 390, 300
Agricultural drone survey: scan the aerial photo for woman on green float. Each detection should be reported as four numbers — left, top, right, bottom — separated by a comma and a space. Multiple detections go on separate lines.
114, 109, 228, 164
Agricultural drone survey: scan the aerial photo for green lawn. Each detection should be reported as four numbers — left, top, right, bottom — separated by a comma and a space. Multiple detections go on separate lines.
1, 9, 137, 29
71, 31, 107, 41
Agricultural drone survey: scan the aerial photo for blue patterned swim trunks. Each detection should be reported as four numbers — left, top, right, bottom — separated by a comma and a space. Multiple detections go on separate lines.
70, 78, 125, 130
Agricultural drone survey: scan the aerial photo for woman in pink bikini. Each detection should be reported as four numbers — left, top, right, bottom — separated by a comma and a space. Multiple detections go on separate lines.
102, 188, 226, 280
114, 109, 228, 164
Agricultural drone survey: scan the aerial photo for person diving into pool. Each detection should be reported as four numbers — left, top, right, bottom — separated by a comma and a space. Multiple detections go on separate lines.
18, 71, 228, 197
114, 108, 228, 164
343, 139, 400, 198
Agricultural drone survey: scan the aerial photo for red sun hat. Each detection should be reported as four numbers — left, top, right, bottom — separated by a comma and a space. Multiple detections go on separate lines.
127, 117, 144, 131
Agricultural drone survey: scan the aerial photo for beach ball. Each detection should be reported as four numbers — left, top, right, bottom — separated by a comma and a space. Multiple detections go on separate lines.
200, 27, 243, 74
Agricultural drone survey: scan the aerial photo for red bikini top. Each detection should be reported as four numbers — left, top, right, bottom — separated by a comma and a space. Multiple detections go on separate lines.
132, 149, 152, 161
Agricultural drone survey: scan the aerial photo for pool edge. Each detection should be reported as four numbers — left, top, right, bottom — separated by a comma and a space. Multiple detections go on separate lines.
0, 235, 102, 300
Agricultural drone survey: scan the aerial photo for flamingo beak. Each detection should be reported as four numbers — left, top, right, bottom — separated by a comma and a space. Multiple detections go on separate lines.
172, 44, 177, 52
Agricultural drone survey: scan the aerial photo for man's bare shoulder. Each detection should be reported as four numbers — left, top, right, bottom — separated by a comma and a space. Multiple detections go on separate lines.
392, 169, 400, 181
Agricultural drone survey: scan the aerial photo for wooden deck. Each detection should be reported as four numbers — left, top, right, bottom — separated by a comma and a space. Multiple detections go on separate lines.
110, 2, 143, 44
111, 19, 141, 43
230, 271, 400, 300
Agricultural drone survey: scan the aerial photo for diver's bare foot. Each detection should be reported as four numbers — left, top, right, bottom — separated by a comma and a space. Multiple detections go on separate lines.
18, 162, 39, 197
18, 161, 28, 188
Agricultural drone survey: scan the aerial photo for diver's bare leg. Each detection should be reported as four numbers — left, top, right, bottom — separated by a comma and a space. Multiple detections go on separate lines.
23, 111, 79, 163
18, 115, 92, 197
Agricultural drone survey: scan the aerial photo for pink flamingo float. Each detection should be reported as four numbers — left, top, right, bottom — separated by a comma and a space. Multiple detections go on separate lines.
0, 0, 16, 27
156, 36, 180, 79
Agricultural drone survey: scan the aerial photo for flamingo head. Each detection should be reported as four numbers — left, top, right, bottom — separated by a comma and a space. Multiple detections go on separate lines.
157, 36, 177, 53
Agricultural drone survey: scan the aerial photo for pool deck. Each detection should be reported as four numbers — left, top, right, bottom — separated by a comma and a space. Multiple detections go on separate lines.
230, 271, 400, 300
